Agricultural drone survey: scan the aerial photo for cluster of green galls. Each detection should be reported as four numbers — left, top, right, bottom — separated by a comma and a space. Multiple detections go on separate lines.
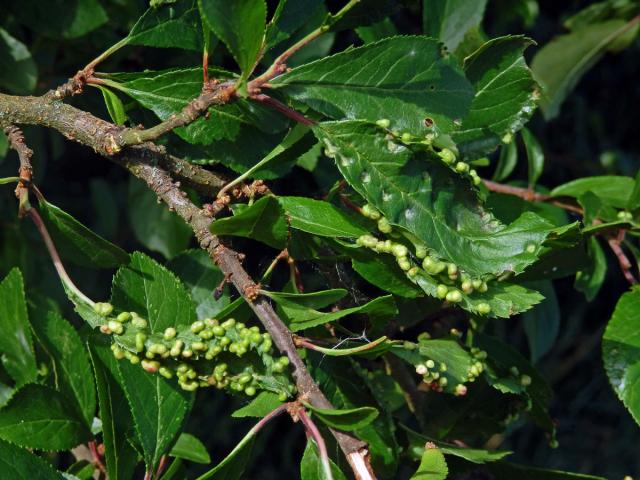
374, 118, 482, 186
93, 302, 294, 399
356, 204, 492, 315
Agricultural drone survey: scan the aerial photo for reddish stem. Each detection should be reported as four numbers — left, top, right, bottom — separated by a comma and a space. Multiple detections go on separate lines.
250, 94, 316, 126
298, 409, 332, 479
88, 440, 107, 475
155, 455, 169, 479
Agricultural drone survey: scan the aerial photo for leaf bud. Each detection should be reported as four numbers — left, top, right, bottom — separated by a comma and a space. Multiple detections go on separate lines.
454, 384, 468, 396
445, 289, 462, 303
416, 364, 428, 375
131, 316, 147, 329
477, 303, 491, 315
199, 329, 214, 340
111, 344, 125, 360
94, 302, 114, 316
455, 161, 469, 173
438, 148, 456, 164
170, 340, 184, 357
107, 320, 124, 335
520, 375, 532, 387
180, 381, 198, 392
447, 263, 458, 277
135, 332, 147, 352
141, 360, 160, 373
221, 318, 236, 330
392, 244, 408, 258
377, 217, 392, 234
436, 284, 448, 299
397, 257, 411, 271
190, 320, 205, 333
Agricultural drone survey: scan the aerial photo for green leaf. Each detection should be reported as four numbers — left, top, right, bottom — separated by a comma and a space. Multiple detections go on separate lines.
315, 120, 556, 277
125, 1, 203, 51
272, 36, 474, 136
627, 170, 640, 211
264, 289, 348, 309
103, 68, 288, 144
128, 177, 192, 259
521, 128, 544, 187
349, 247, 424, 298
551, 175, 635, 209
232, 391, 283, 418
195, 423, 257, 480
453, 36, 538, 159
278, 197, 370, 238
88, 342, 138, 480
302, 403, 378, 431
170, 433, 211, 464
393, 339, 475, 393
602, 287, 640, 425
300, 439, 348, 480
29, 311, 96, 427
575, 237, 607, 301
532, 18, 639, 120
112, 251, 196, 334
0, 269, 37, 387
264, 290, 396, 331
411, 446, 448, 480
0, 384, 90, 451
313, 359, 399, 476
422, 0, 488, 51
475, 333, 555, 434
0, 439, 65, 479
167, 250, 231, 320
493, 141, 518, 181
96, 86, 127, 125
404, 425, 511, 464
117, 360, 193, 471
0, 28, 37, 94
198, 0, 266, 78
265, 0, 324, 48
521, 281, 560, 362
10, 0, 107, 39
230, 124, 316, 180
209, 196, 288, 249
38, 200, 129, 269
413, 271, 544, 318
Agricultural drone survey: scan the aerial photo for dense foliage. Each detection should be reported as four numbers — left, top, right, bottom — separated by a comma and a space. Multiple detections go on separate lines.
0, 0, 639, 479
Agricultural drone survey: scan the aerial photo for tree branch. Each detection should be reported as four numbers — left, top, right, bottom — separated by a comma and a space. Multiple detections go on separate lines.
0, 90, 373, 477
3, 125, 34, 216
0, 92, 226, 194
482, 179, 584, 215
